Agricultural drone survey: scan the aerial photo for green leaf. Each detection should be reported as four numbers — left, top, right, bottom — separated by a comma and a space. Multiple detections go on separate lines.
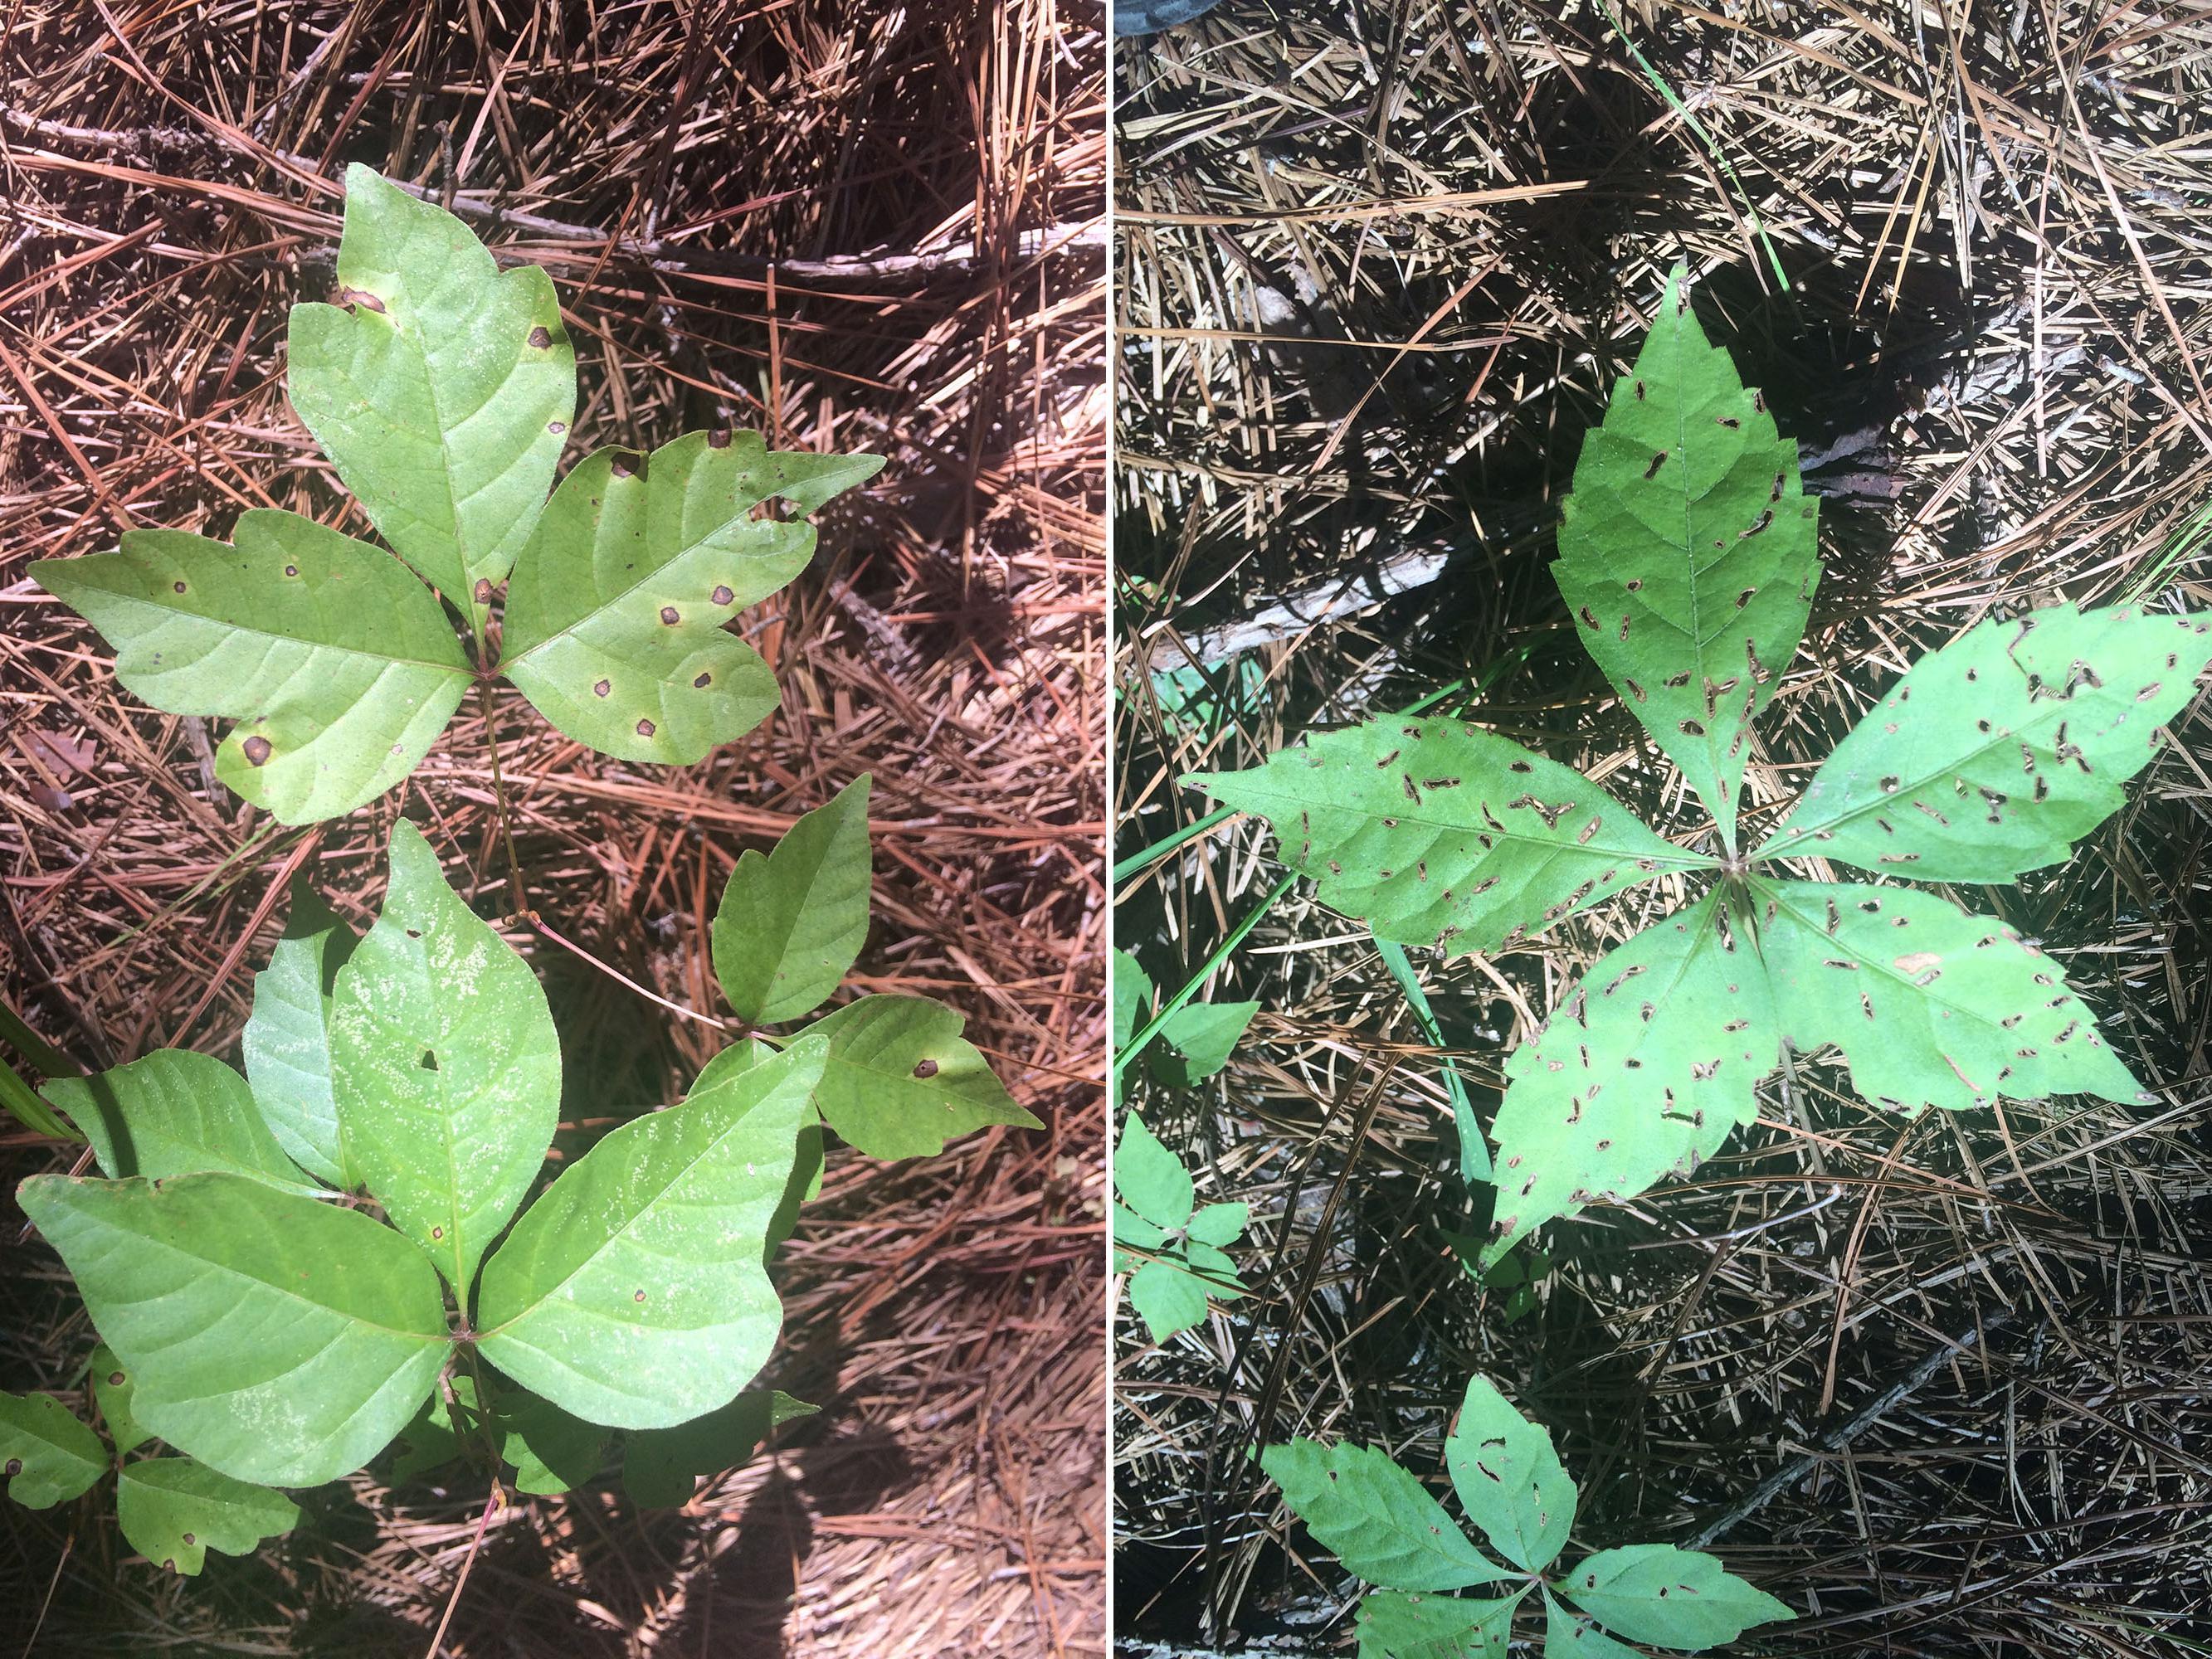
621, 1389, 818, 1508
1112, 949, 1152, 1051
0, 1392, 107, 1508
1357, 1588, 1524, 1659
1190, 718, 1703, 959
90, 1342, 151, 1457
475, 1038, 826, 1429
17, 1171, 449, 1486
387, 1379, 475, 1485
1752, 879, 2146, 1112
685, 1038, 822, 1245
1553, 265, 1819, 846
1558, 1544, 1793, 1651
1113, 1111, 1192, 1230
500, 430, 884, 764
496, 1392, 609, 1496
1443, 1376, 1576, 1572
286, 163, 575, 606
115, 1457, 300, 1576
241, 883, 356, 1189
30, 513, 473, 824
1757, 604, 2212, 878
800, 995, 1040, 1159
712, 775, 873, 1024
0, 1058, 76, 1141
1542, 1590, 1646, 1658
1151, 1000, 1259, 1085
328, 820, 560, 1290
42, 1050, 317, 1194
1126, 1258, 1214, 1341
1259, 1439, 1511, 1592
1485, 891, 1780, 1267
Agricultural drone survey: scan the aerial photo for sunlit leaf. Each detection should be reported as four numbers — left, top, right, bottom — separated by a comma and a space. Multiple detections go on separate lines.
0, 1392, 107, 1509
328, 820, 560, 1290
30, 513, 473, 824
501, 430, 883, 763
1259, 1439, 1512, 1592
1757, 603, 2212, 878
1150, 999, 1258, 1086
241, 883, 356, 1189
1191, 718, 1704, 958
115, 1457, 299, 1576
1443, 1376, 1575, 1572
42, 1050, 317, 1194
799, 995, 1040, 1160
475, 1039, 826, 1429
17, 1171, 448, 1486
712, 774, 872, 1024
287, 163, 575, 606
1557, 1543, 1794, 1651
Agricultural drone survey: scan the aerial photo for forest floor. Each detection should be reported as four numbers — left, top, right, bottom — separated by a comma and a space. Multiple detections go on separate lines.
0, 3, 1105, 1656
1113, 2, 2212, 1655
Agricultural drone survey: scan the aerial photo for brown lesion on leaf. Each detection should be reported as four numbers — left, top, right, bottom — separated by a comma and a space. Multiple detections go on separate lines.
593, 679, 611, 698
1664, 671, 1691, 689
1716, 415, 1741, 429
334, 286, 386, 313
1375, 747, 1401, 767
1644, 450, 1669, 479
636, 718, 656, 737
610, 450, 646, 479
527, 325, 553, 349
1678, 718, 1705, 737
660, 606, 681, 625
1578, 606, 1600, 630
241, 734, 272, 766
1739, 509, 1773, 538
693, 672, 712, 688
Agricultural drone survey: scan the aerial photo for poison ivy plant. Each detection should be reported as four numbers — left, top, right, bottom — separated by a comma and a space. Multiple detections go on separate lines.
1112, 948, 1259, 1096
10, 809, 1030, 1565
1113, 1109, 1249, 1342
1189, 265, 2205, 1267
32, 164, 884, 825
1263, 1374, 1791, 1656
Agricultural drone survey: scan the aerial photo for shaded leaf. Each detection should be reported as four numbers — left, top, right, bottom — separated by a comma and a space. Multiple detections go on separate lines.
0, 1058, 77, 1141
1553, 265, 1818, 845
42, 1050, 316, 1194
30, 513, 473, 824
1758, 604, 2212, 878
1115, 1116, 1247, 1341
1259, 1440, 1511, 1592
1126, 1258, 1213, 1341
17, 1171, 448, 1486
1485, 891, 1780, 1266
496, 1391, 609, 1496
1112, 949, 1152, 1052
1191, 719, 1702, 959
115, 1457, 300, 1576
1113, 1111, 1192, 1231
90, 1342, 151, 1457
329, 820, 560, 1290
0, 1392, 106, 1509
286, 163, 574, 606
501, 431, 883, 763
241, 883, 356, 1188
475, 1039, 826, 1429
1752, 879, 2146, 1112
1443, 1375, 1576, 1572
1558, 1544, 1793, 1651
1357, 1588, 1524, 1659
621, 1389, 818, 1508
711, 774, 872, 1024
1150, 999, 1259, 1086
800, 995, 1040, 1159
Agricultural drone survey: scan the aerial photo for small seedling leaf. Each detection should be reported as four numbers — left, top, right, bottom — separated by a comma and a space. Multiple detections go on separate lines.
1357, 1587, 1524, 1659
475, 1039, 826, 1429
1443, 1375, 1576, 1572
1485, 891, 1780, 1265
114, 1457, 300, 1576
286, 163, 575, 606
241, 883, 356, 1189
1553, 265, 1818, 845
1758, 603, 2212, 878
1558, 1543, 1794, 1651
1753, 878, 2145, 1112
711, 774, 873, 1024
1151, 1000, 1259, 1086
0, 1391, 107, 1509
90, 1342, 150, 1457
43, 1050, 317, 1194
17, 1171, 448, 1486
798, 995, 1040, 1159
621, 1389, 818, 1508
501, 431, 883, 764
328, 821, 561, 1290
1259, 1439, 1513, 1592
1192, 719, 1701, 957
29, 513, 473, 825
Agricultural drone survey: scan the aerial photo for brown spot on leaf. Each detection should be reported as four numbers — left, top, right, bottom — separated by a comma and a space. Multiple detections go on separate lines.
636, 718, 656, 737
694, 671, 712, 688
712, 584, 735, 606
660, 606, 680, 625
241, 735, 272, 766
1644, 450, 1669, 479
914, 1058, 939, 1078
593, 679, 611, 698
528, 325, 553, 348
474, 577, 493, 603
708, 427, 732, 449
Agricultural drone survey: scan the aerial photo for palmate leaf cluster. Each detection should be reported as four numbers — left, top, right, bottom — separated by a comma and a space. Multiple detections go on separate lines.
7, 795, 1035, 1566
1264, 1375, 1791, 1657
32, 165, 883, 825
1192, 266, 2207, 1267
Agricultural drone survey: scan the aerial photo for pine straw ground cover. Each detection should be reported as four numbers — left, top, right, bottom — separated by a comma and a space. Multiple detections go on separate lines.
0, 2, 1105, 1655
1114, 2, 2212, 1656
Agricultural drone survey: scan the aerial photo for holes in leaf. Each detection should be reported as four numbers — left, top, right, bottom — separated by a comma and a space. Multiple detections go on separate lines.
1643, 450, 1669, 479
709, 428, 732, 449
419, 1049, 439, 1072
4, 1458, 20, 1476
1678, 718, 1705, 737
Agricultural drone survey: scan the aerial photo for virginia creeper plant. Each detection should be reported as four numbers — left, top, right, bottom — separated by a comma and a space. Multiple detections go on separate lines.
33, 164, 882, 824
1191, 266, 2205, 1267
1262, 1374, 1792, 1657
